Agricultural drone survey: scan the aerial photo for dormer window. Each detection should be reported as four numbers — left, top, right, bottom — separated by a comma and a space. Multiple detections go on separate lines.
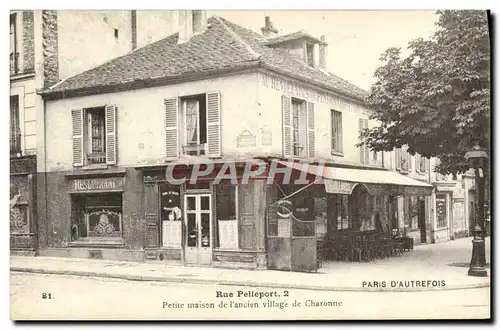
306, 43, 314, 67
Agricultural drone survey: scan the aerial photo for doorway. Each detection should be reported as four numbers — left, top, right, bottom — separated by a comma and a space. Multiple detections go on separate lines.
418, 198, 426, 243
184, 194, 212, 265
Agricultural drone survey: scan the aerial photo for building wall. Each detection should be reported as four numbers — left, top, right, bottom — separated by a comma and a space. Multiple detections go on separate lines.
57, 11, 134, 80
11, 78, 37, 155
42, 72, 260, 172
257, 70, 382, 167
136, 10, 176, 48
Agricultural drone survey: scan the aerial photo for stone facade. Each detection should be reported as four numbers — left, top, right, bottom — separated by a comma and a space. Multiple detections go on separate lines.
42, 10, 59, 88
22, 11, 35, 73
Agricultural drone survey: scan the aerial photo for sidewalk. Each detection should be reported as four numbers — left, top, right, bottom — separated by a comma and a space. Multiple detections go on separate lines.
10, 237, 490, 292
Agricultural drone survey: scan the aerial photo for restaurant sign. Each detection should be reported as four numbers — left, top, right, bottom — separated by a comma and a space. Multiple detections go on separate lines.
324, 180, 355, 195
71, 177, 124, 193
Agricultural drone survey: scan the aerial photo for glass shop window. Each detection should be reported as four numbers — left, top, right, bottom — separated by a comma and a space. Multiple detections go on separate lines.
215, 184, 239, 249
71, 193, 123, 240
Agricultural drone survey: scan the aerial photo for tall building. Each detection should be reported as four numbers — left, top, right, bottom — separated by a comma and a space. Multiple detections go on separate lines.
10, 10, 177, 253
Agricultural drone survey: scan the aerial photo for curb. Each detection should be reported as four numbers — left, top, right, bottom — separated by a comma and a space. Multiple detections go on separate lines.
10, 267, 491, 293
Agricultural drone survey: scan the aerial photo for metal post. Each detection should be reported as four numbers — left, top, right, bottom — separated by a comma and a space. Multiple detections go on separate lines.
468, 166, 487, 277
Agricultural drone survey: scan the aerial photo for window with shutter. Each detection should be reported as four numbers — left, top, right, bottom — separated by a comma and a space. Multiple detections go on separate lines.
395, 148, 401, 169
363, 119, 369, 164
307, 102, 315, 158
164, 97, 179, 159
105, 105, 117, 165
206, 91, 221, 158
282, 95, 292, 157
72, 109, 84, 167
331, 110, 343, 154
359, 118, 369, 164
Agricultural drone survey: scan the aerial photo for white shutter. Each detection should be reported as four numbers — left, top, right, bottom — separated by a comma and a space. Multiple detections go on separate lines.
206, 91, 221, 158
282, 95, 292, 158
363, 119, 369, 164
105, 105, 117, 165
164, 97, 179, 159
307, 101, 315, 158
359, 118, 365, 164
415, 154, 421, 173
71, 109, 84, 167
396, 148, 401, 170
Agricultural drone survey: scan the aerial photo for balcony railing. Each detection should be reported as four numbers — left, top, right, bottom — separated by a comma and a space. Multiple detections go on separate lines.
10, 129, 21, 155
182, 143, 207, 156
10, 52, 19, 75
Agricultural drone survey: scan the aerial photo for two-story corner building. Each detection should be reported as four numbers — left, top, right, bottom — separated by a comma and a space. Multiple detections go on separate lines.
10, 10, 179, 254
36, 12, 433, 271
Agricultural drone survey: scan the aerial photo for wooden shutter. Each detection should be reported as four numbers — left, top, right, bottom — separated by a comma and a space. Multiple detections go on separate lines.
425, 157, 430, 172
239, 184, 256, 250
105, 105, 117, 165
282, 95, 292, 157
164, 97, 179, 159
396, 148, 401, 169
363, 119, 369, 164
307, 102, 315, 158
359, 118, 365, 164
71, 108, 84, 167
206, 91, 221, 157
415, 154, 421, 173
407, 149, 412, 171
144, 183, 159, 259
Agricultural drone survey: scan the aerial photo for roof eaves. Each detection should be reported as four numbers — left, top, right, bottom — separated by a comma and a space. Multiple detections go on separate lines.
39, 60, 264, 100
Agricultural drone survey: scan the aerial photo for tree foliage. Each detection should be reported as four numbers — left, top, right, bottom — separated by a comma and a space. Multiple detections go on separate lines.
362, 10, 490, 176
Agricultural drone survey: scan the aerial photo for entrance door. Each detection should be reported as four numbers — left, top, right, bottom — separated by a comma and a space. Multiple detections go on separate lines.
418, 198, 426, 243
184, 194, 212, 265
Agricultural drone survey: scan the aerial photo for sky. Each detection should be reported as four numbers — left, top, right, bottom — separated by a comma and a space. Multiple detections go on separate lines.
210, 10, 439, 91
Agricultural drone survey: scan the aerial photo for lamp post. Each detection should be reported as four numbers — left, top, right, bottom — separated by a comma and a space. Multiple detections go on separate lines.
464, 144, 488, 277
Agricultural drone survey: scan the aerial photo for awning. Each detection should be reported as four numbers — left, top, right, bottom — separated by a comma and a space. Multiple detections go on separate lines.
278, 161, 433, 196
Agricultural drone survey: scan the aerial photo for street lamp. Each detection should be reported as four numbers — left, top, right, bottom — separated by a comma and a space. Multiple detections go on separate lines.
464, 144, 488, 277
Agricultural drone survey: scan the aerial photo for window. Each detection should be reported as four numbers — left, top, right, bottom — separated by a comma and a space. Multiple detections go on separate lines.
181, 94, 207, 156
359, 118, 369, 164
10, 95, 21, 154
71, 193, 123, 241
85, 107, 107, 165
434, 158, 444, 181
396, 147, 411, 172
416, 154, 428, 173
215, 184, 239, 249
292, 98, 308, 157
404, 196, 419, 231
331, 110, 343, 154
306, 43, 314, 67
436, 194, 447, 228
114, 28, 119, 39
10, 13, 18, 75
72, 105, 117, 167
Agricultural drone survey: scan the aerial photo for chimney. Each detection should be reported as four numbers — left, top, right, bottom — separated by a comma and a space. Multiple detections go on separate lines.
131, 10, 137, 50
178, 10, 207, 44
319, 35, 328, 70
261, 16, 278, 38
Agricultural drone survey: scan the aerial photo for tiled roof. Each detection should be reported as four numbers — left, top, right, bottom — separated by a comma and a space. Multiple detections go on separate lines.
262, 30, 323, 46
40, 16, 368, 101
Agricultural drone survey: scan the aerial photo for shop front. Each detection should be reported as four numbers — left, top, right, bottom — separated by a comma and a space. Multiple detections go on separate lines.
266, 161, 433, 270
138, 160, 268, 269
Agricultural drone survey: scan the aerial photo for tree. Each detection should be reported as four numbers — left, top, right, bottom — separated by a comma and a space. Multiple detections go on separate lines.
361, 10, 490, 176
